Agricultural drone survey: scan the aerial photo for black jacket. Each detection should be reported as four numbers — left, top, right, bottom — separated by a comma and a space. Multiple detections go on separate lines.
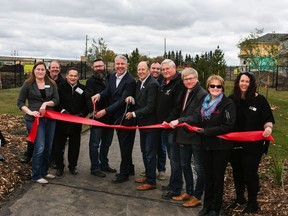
56, 81, 88, 134
156, 72, 185, 123
173, 82, 208, 145
85, 72, 111, 123
200, 95, 236, 150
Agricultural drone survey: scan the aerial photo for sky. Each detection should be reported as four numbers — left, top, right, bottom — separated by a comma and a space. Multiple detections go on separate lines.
0, 0, 288, 65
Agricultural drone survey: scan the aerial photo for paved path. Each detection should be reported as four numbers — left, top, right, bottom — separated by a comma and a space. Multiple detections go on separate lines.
1, 130, 200, 216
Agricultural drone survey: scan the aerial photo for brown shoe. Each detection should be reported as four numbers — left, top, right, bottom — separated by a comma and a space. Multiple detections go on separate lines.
182, 196, 202, 208
136, 184, 156, 191
135, 177, 146, 183
172, 193, 192, 201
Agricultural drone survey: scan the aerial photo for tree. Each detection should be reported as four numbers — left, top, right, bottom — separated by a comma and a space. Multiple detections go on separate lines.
126, 48, 140, 77
238, 29, 286, 91
87, 37, 116, 64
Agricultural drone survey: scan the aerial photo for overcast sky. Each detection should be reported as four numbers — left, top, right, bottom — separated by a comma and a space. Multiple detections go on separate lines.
0, 0, 287, 65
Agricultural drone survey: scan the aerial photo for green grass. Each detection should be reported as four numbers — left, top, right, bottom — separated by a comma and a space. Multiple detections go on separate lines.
1, 80, 287, 160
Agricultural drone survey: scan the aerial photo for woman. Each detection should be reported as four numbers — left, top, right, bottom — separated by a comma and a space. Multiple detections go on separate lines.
228, 72, 275, 214
17, 62, 59, 184
197, 75, 236, 216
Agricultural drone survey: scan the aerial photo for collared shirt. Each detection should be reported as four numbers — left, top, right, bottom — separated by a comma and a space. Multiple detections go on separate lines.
115, 71, 127, 87
139, 75, 150, 89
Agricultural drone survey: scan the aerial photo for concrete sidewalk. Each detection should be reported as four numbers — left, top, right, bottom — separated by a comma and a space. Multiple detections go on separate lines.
1, 130, 200, 216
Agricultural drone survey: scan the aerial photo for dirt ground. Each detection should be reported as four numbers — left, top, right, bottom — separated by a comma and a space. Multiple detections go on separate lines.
0, 114, 287, 215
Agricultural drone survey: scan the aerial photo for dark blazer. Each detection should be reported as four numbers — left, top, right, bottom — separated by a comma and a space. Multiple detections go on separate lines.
55, 81, 88, 134
173, 82, 207, 145
100, 71, 136, 123
17, 80, 59, 121
134, 75, 159, 131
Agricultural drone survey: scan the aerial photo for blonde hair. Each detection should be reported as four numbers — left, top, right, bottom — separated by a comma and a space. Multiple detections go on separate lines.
206, 75, 225, 90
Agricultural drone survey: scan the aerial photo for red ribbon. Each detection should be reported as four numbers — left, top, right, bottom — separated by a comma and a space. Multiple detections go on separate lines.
27, 110, 275, 143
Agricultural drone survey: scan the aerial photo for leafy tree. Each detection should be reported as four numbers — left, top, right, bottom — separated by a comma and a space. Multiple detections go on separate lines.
126, 48, 140, 77
87, 37, 116, 64
238, 29, 286, 91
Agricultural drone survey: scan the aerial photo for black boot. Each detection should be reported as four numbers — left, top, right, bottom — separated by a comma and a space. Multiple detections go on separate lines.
242, 200, 258, 214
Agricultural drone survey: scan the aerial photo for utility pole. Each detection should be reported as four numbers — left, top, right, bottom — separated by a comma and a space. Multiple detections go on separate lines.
164, 38, 167, 58
85, 34, 89, 57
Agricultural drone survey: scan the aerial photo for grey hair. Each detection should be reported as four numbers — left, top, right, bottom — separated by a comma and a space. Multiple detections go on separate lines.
115, 55, 128, 64
181, 67, 198, 79
161, 59, 175, 67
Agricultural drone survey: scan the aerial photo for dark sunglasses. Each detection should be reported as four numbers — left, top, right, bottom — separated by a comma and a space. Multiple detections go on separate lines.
209, 84, 222, 89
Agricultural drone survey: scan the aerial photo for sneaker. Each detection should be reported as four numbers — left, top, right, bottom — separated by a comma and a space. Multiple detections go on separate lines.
69, 167, 78, 175
140, 171, 146, 177
56, 168, 64, 177
157, 172, 166, 180
34, 178, 48, 184
45, 174, 55, 179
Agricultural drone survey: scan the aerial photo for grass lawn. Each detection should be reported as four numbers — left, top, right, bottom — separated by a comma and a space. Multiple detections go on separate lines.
0, 80, 287, 160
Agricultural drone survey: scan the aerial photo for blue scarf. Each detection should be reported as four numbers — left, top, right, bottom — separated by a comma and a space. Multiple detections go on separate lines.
201, 93, 223, 119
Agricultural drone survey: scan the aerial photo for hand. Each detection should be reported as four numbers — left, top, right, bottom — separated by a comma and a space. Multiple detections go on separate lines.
95, 109, 106, 119
125, 96, 133, 104
91, 94, 100, 104
39, 103, 47, 115
29, 110, 41, 117
169, 120, 179, 129
263, 126, 272, 138
125, 112, 133, 119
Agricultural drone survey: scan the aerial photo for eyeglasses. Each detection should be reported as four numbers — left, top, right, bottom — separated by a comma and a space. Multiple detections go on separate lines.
209, 84, 222, 89
183, 77, 196, 82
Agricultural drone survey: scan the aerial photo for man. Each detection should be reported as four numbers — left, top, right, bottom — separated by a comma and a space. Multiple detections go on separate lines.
169, 68, 207, 207
150, 61, 166, 180
54, 67, 88, 176
48, 60, 65, 86
92, 55, 136, 183
20, 60, 65, 164
125, 61, 159, 191
86, 59, 116, 178
150, 62, 164, 84
156, 59, 185, 200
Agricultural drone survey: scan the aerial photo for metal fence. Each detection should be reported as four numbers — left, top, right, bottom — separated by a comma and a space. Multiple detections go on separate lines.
1, 60, 287, 91
0, 58, 93, 89
225, 66, 288, 91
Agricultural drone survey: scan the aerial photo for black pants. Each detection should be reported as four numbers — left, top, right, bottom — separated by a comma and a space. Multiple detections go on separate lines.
203, 149, 231, 212
117, 128, 136, 176
230, 147, 264, 203
53, 131, 81, 169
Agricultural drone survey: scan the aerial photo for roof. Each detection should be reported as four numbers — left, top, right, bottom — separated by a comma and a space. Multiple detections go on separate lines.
257, 33, 288, 43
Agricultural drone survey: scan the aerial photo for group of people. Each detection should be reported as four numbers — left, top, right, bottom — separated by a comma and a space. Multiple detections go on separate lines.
17, 56, 274, 215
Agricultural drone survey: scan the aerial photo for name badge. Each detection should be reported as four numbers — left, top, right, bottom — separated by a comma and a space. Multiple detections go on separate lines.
75, 87, 84, 95
249, 106, 257, 111
45, 85, 50, 88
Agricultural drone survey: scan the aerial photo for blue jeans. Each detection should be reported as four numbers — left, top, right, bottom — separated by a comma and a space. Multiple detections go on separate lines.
162, 130, 182, 194
157, 130, 167, 172
191, 144, 205, 200
179, 144, 194, 195
89, 126, 114, 171
26, 118, 56, 181
140, 130, 158, 185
